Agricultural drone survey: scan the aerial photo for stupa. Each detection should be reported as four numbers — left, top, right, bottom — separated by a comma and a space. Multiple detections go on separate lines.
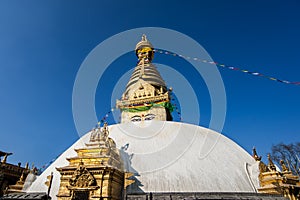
21, 35, 299, 200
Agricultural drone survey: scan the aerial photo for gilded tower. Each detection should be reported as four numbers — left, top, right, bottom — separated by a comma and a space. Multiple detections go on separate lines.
116, 35, 173, 123
56, 123, 124, 200
252, 149, 300, 200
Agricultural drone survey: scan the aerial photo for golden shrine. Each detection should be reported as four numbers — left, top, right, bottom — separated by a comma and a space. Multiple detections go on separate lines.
56, 123, 125, 200
253, 148, 300, 200
0, 152, 30, 196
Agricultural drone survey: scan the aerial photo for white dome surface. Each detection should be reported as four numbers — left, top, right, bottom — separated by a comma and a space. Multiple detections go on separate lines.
26, 121, 259, 199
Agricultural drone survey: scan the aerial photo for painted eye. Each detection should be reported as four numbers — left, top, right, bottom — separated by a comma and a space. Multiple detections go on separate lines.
144, 114, 155, 121
131, 115, 141, 122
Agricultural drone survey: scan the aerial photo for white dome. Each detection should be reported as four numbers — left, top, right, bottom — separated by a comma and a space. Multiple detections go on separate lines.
26, 121, 260, 199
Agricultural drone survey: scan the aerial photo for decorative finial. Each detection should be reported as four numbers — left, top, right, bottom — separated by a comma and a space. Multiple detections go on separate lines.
280, 160, 289, 172
19, 172, 25, 182
252, 147, 262, 161
142, 34, 147, 41
1, 154, 7, 163
25, 162, 29, 169
1, 152, 12, 163
267, 154, 276, 171
135, 34, 154, 58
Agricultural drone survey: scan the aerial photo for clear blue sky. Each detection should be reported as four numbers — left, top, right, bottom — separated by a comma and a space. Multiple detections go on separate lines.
0, 1, 299, 168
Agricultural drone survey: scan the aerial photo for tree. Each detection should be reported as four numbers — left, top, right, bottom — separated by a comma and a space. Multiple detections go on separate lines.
270, 142, 300, 175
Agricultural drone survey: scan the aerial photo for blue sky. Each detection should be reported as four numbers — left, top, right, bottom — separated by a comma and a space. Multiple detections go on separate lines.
0, 1, 299, 168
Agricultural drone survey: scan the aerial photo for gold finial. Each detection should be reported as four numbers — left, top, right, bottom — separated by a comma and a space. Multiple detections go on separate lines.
142, 34, 147, 42
30, 163, 38, 174
1, 152, 12, 163
136, 34, 152, 49
19, 172, 25, 182
25, 162, 29, 170
267, 154, 276, 171
1, 154, 7, 163
135, 34, 154, 62
100, 122, 109, 145
103, 121, 108, 128
252, 147, 262, 161
280, 160, 289, 172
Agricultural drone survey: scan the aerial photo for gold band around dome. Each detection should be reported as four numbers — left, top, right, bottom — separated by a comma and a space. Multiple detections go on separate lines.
137, 47, 153, 53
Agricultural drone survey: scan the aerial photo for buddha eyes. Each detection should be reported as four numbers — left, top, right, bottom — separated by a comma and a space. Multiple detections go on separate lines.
131, 115, 141, 122
131, 114, 156, 122
144, 114, 155, 121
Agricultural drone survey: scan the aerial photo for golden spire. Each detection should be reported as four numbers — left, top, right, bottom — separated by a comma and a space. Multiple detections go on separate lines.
25, 162, 29, 170
1, 154, 7, 163
116, 35, 172, 123
135, 34, 154, 63
267, 154, 276, 171
142, 34, 146, 41
1, 152, 12, 163
135, 34, 153, 51
252, 147, 262, 161
124, 35, 165, 95
280, 160, 289, 172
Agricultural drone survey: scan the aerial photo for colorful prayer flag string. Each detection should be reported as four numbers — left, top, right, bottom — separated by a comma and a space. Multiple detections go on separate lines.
169, 92, 183, 122
38, 153, 62, 174
153, 49, 300, 85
